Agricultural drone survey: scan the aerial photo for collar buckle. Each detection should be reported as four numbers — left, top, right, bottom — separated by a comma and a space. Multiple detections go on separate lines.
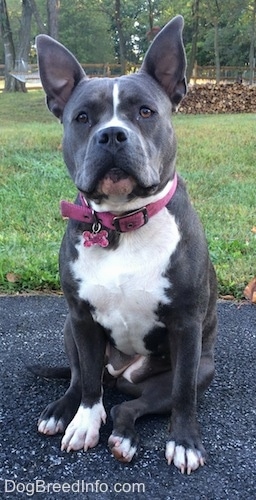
113, 207, 148, 233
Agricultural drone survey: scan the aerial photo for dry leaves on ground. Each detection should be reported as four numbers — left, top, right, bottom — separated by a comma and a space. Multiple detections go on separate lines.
244, 277, 256, 304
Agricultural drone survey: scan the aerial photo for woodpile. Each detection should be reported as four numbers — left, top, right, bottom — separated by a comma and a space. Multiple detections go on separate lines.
178, 83, 256, 114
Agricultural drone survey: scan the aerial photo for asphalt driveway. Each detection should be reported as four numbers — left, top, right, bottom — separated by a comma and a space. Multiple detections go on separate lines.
0, 295, 255, 499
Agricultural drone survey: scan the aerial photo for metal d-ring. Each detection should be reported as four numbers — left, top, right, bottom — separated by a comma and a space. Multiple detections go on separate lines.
92, 221, 102, 234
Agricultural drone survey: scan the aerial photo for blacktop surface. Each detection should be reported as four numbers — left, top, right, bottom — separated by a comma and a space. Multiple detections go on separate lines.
0, 295, 255, 499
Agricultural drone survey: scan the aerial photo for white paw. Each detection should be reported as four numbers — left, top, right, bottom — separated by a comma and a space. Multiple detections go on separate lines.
61, 402, 106, 452
165, 441, 205, 475
108, 434, 137, 463
38, 416, 64, 435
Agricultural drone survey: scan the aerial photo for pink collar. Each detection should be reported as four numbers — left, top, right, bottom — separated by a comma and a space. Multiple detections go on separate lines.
60, 173, 177, 234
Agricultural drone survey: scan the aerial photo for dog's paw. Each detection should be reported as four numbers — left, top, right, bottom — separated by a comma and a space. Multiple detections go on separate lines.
38, 416, 65, 435
61, 403, 106, 452
37, 394, 80, 436
108, 434, 137, 463
165, 441, 205, 475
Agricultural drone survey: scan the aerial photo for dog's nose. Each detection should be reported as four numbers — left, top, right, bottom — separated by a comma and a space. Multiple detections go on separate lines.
96, 127, 128, 146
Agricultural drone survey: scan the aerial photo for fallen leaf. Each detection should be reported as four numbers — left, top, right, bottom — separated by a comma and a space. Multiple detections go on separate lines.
251, 226, 256, 234
6, 272, 20, 283
220, 294, 235, 301
243, 277, 256, 303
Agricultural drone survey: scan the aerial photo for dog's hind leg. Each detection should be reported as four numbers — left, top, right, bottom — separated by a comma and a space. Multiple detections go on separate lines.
108, 371, 173, 463
38, 314, 81, 436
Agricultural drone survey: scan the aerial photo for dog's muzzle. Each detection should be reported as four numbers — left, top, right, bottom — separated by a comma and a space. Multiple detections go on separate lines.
75, 125, 160, 196
97, 168, 136, 197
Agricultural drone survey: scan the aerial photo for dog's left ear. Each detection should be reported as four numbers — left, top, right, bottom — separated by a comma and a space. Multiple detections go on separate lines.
140, 15, 187, 109
36, 35, 86, 119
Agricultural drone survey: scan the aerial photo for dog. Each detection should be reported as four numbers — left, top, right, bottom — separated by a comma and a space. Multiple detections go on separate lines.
34, 15, 217, 475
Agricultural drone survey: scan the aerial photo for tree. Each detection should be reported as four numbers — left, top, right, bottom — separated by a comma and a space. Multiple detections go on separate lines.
0, 0, 23, 91
213, 2, 221, 83
29, 0, 46, 33
58, 0, 115, 64
1, 0, 255, 87
99, 0, 165, 69
0, 0, 59, 91
249, 0, 256, 84
186, 0, 200, 82
114, 0, 126, 73
16, 0, 33, 92
47, 0, 59, 39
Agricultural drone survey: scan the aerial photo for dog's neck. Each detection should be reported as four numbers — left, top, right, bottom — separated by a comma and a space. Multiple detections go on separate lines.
88, 177, 176, 215
60, 173, 178, 247
61, 174, 177, 226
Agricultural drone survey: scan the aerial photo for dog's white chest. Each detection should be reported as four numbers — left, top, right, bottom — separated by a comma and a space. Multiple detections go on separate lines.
71, 209, 180, 355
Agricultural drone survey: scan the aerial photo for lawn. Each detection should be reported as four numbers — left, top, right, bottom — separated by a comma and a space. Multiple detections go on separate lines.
0, 91, 255, 297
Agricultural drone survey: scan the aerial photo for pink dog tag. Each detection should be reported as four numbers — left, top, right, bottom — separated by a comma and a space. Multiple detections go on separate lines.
83, 229, 109, 248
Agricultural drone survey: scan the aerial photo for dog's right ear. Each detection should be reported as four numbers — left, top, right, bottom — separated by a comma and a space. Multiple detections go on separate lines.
140, 15, 187, 110
36, 35, 86, 119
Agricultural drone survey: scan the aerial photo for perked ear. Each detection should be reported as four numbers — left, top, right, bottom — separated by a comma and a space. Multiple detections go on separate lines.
140, 15, 187, 109
36, 35, 86, 119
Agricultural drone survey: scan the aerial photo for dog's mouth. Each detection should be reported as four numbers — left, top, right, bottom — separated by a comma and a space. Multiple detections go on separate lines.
79, 167, 160, 203
96, 168, 136, 197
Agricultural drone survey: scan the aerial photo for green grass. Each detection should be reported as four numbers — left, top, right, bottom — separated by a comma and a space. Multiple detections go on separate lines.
0, 91, 255, 297
175, 114, 256, 297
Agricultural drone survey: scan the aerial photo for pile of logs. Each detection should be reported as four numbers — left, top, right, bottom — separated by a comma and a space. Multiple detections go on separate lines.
178, 83, 256, 114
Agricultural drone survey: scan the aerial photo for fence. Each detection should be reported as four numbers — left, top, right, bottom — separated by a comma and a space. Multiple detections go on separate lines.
0, 63, 255, 89
191, 65, 255, 84
0, 63, 123, 90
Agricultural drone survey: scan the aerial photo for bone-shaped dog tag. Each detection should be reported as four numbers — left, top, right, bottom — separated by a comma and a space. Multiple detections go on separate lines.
83, 223, 109, 248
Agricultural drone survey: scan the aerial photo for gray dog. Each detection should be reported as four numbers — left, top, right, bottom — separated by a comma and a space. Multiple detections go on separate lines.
35, 16, 217, 474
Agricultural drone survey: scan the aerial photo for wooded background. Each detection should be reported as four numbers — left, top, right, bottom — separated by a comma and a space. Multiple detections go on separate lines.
0, 0, 256, 91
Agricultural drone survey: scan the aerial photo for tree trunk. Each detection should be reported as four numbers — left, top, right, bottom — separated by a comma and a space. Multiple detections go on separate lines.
0, 0, 23, 91
148, 0, 154, 32
214, 18, 221, 84
47, 0, 60, 39
249, 0, 256, 85
16, 0, 33, 92
28, 0, 46, 33
115, 0, 126, 74
186, 0, 200, 83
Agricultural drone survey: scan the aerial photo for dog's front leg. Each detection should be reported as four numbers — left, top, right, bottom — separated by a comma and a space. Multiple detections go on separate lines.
61, 311, 107, 453
166, 316, 205, 474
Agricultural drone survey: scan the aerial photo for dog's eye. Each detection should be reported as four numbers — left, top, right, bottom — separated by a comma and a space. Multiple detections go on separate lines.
139, 107, 153, 118
76, 112, 89, 123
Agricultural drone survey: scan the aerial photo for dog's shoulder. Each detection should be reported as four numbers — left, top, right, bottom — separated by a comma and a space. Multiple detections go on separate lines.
168, 176, 207, 249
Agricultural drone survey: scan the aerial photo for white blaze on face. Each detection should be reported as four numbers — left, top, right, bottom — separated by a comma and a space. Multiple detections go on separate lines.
97, 82, 129, 131
113, 82, 120, 119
